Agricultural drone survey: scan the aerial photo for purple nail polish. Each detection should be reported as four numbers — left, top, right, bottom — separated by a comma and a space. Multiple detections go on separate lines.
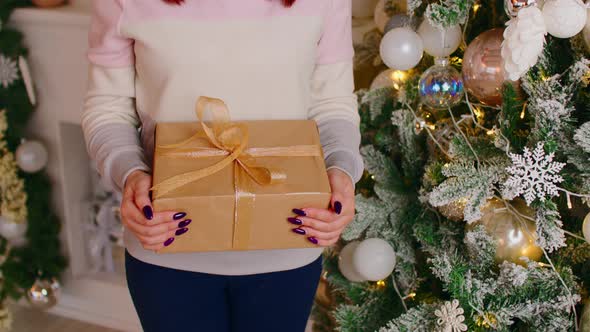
173, 212, 187, 220
175, 228, 189, 236
307, 237, 319, 245
292, 208, 306, 216
143, 205, 153, 220
334, 201, 342, 215
164, 237, 174, 246
178, 219, 192, 228
292, 228, 306, 235
287, 217, 302, 225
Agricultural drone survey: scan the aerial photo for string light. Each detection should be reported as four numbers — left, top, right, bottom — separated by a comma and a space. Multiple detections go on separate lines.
403, 292, 416, 300
476, 312, 497, 328
390, 70, 408, 90
472, 3, 481, 14
376, 280, 386, 288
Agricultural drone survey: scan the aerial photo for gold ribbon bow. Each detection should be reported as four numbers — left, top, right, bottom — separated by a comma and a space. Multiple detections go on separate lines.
150, 96, 321, 248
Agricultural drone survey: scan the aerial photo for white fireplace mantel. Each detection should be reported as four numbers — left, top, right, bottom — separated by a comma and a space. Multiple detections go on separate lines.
10, 2, 141, 331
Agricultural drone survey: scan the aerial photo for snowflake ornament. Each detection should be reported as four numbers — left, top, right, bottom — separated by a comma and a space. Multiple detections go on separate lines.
435, 299, 468, 332
502, 142, 565, 205
0, 55, 18, 89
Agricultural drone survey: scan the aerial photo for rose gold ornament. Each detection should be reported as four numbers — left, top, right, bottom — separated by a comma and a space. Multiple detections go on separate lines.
31, 0, 66, 8
462, 28, 507, 107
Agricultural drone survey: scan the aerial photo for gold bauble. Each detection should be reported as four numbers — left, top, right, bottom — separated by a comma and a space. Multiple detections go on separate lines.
438, 199, 467, 221
26, 278, 58, 310
581, 300, 590, 332
470, 199, 543, 266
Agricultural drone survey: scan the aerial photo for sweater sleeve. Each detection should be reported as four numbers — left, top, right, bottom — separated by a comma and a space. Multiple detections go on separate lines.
309, 0, 363, 183
82, 0, 150, 193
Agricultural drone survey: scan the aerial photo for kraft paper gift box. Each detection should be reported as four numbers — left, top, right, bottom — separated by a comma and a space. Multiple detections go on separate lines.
151, 97, 331, 253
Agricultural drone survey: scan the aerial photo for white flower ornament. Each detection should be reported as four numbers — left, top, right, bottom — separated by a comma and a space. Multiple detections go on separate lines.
435, 299, 468, 332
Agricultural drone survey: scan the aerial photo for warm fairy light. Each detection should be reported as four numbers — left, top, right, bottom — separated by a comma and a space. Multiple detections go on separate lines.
474, 107, 484, 120
476, 313, 497, 328
389, 70, 407, 90
520, 103, 527, 119
450, 56, 463, 66
376, 280, 386, 288
403, 292, 416, 300
473, 3, 481, 14
371, 175, 376, 180
487, 129, 495, 135
538, 262, 550, 268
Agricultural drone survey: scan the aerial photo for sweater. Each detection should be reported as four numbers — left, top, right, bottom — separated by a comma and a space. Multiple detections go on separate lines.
82, 0, 363, 275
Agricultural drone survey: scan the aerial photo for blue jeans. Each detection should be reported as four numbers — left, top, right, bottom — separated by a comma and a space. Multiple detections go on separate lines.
125, 251, 322, 332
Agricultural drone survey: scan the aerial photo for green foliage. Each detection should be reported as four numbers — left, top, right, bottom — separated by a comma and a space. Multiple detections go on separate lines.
0, 2, 66, 302
499, 83, 528, 151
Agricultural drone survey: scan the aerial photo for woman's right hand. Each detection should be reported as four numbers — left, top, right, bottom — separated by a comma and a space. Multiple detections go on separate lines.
121, 170, 191, 251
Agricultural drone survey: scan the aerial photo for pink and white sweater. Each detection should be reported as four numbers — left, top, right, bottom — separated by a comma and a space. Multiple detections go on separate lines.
83, 0, 362, 275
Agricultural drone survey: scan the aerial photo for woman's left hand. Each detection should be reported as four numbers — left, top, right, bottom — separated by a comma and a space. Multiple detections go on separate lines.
289, 168, 355, 246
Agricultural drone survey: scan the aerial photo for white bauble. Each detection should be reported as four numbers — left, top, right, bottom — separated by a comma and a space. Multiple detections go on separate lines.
583, 212, 590, 244
0, 217, 27, 240
352, 238, 396, 281
542, 0, 587, 38
16, 140, 48, 173
352, 0, 380, 18
380, 27, 424, 70
338, 241, 366, 282
418, 20, 462, 57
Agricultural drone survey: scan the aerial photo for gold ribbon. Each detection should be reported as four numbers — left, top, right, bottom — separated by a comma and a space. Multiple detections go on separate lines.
151, 96, 321, 248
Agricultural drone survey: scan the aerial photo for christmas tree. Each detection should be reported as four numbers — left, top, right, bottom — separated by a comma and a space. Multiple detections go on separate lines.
0, 0, 66, 328
314, 0, 590, 331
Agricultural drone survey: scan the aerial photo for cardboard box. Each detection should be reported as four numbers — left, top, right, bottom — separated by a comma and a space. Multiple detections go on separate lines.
152, 119, 331, 253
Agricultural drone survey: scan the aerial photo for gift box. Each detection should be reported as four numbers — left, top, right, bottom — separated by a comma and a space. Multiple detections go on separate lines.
151, 97, 331, 253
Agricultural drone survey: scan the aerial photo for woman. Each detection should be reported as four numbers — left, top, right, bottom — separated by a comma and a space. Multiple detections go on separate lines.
82, 0, 363, 331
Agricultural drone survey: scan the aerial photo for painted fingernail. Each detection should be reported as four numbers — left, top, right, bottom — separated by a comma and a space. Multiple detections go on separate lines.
178, 219, 192, 228
287, 217, 302, 225
143, 205, 153, 220
164, 237, 174, 246
292, 228, 306, 235
175, 228, 189, 236
334, 201, 342, 215
308, 237, 319, 245
292, 208, 306, 216
173, 212, 187, 220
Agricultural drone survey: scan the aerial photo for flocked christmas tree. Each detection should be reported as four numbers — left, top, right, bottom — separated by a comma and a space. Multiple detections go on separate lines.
0, 0, 66, 329
314, 0, 590, 331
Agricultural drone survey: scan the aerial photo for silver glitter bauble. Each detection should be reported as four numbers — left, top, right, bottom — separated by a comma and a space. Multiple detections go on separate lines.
26, 278, 59, 310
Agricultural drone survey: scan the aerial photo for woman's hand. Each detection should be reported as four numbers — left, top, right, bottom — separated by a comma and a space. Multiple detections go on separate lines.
121, 170, 191, 251
288, 168, 355, 246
